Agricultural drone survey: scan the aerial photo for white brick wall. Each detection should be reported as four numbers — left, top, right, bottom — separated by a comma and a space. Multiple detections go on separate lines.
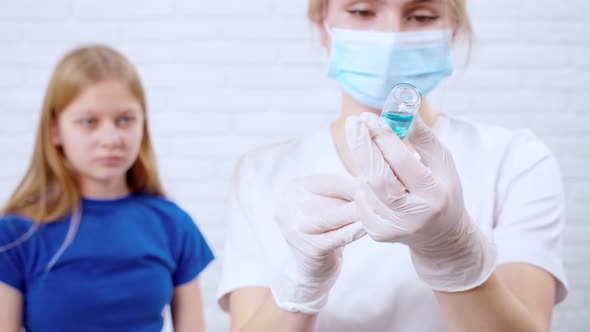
0, 1, 588, 331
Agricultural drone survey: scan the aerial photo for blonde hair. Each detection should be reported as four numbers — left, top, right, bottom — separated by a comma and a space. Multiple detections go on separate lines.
1, 45, 165, 223
308, 0, 473, 39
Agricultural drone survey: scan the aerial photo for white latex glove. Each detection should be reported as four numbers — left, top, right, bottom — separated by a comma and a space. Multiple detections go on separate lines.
271, 175, 366, 314
345, 112, 495, 292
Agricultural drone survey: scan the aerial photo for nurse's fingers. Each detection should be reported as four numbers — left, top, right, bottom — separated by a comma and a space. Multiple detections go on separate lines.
321, 221, 366, 250
346, 114, 409, 205
299, 175, 357, 201
355, 182, 406, 243
345, 115, 396, 181
406, 115, 456, 179
299, 201, 359, 234
360, 112, 437, 197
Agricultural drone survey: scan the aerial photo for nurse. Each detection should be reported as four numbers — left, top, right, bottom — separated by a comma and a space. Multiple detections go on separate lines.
217, 0, 568, 331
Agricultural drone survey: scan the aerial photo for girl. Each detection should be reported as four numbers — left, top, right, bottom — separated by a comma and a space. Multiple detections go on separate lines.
0, 45, 214, 332
217, 0, 568, 331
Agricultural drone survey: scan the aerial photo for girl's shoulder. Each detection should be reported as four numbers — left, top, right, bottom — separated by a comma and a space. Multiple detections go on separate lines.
0, 213, 37, 248
0, 213, 34, 225
131, 193, 196, 229
133, 193, 190, 217
0, 213, 36, 233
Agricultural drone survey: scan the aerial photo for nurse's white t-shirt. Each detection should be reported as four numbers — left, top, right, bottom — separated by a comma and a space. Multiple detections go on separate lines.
216, 113, 568, 332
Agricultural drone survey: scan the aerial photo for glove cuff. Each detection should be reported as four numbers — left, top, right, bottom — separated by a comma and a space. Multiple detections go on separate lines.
409, 210, 496, 292
270, 253, 341, 314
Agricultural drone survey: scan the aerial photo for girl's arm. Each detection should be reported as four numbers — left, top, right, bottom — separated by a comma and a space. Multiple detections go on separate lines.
171, 278, 206, 332
0, 283, 22, 332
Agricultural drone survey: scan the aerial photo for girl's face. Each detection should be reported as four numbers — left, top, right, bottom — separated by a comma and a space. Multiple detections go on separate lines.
323, 0, 453, 32
52, 79, 144, 196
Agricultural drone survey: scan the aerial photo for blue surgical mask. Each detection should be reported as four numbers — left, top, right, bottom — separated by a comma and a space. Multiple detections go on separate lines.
326, 26, 454, 109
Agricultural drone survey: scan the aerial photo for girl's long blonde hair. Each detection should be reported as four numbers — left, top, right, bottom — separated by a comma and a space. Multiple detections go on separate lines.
1, 45, 165, 223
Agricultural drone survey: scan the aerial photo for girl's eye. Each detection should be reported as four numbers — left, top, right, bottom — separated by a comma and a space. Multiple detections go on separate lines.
117, 116, 135, 125
80, 118, 96, 126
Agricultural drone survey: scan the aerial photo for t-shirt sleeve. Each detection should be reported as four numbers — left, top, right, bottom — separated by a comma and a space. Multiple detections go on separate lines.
216, 157, 270, 312
172, 210, 215, 287
0, 216, 32, 293
493, 130, 568, 304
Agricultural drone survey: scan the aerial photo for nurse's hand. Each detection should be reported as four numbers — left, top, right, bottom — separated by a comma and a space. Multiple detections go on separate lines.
345, 112, 495, 292
271, 176, 366, 314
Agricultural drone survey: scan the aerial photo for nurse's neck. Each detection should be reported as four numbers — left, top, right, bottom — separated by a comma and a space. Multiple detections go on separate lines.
331, 93, 437, 176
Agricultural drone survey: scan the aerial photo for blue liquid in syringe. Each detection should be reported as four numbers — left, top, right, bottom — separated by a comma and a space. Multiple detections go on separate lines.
381, 112, 414, 139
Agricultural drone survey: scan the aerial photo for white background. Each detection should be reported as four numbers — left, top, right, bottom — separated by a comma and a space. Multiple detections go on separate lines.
0, 1, 588, 331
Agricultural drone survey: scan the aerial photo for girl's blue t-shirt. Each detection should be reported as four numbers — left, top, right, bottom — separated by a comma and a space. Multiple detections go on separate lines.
0, 193, 214, 332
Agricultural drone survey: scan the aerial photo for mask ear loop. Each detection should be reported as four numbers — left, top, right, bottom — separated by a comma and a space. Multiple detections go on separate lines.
45, 207, 82, 272
323, 22, 333, 35
322, 22, 335, 55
